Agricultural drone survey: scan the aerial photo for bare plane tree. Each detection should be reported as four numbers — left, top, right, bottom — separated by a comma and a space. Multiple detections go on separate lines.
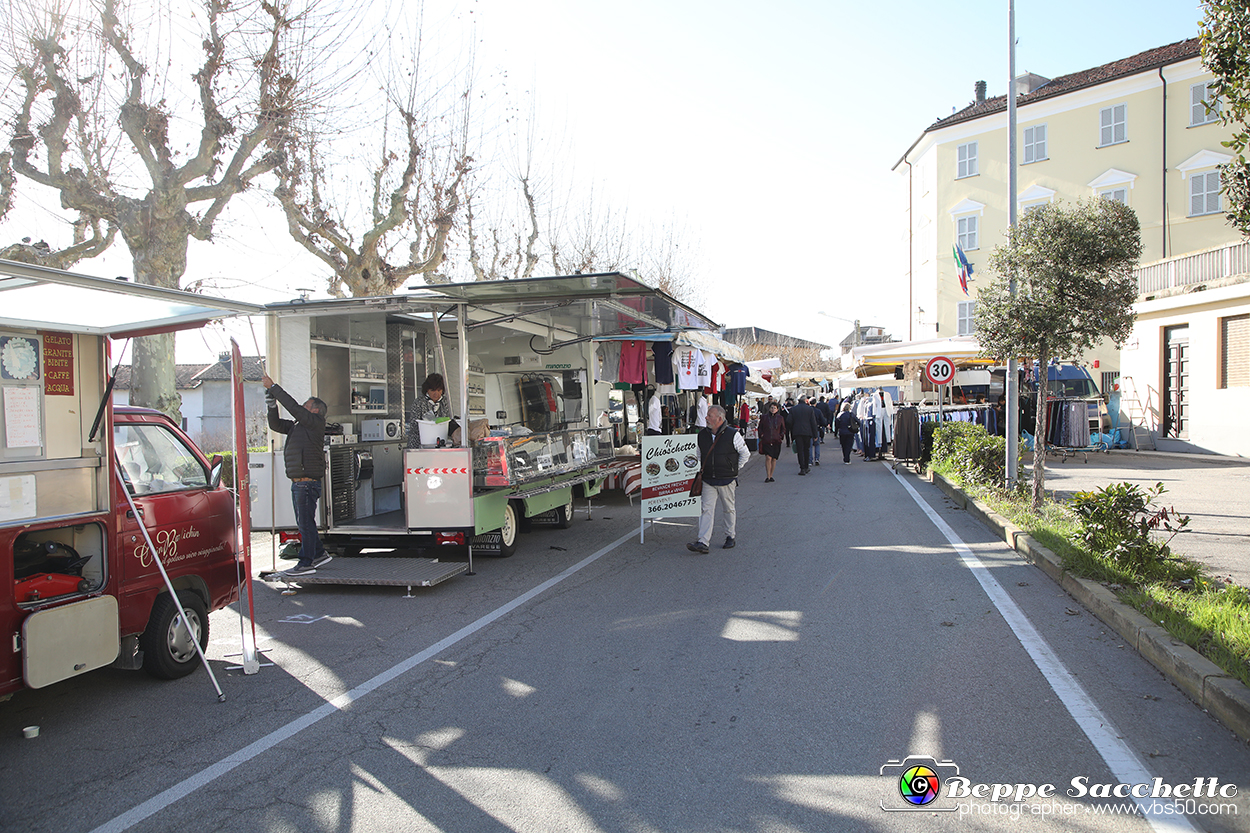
3, 0, 309, 417
273, 10, 474, 297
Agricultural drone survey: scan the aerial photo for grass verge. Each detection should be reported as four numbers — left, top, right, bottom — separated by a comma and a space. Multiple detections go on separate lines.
930, 458, 1250, 689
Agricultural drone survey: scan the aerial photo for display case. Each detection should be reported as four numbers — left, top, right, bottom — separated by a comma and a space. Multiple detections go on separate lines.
472, 427, 613, 488
466, 368, 487, 418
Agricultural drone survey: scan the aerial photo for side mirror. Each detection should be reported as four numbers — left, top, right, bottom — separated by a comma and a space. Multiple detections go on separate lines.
209, 454, 224, 489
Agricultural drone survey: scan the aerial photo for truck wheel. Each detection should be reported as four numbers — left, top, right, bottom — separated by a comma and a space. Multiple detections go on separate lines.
497, 502, 519, 557
555, 494, 575, 529
140, 592, 208, 680
512, 499, 532, 533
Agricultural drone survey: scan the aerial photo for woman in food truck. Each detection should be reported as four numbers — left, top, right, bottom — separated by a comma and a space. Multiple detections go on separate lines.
406, 372, 458, 448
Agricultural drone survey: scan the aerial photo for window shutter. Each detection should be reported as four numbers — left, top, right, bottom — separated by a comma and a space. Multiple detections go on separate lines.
1101, 108, 1113, 146
1023, 127, 1033, 163
1036, 125, 1046, 159
1113, 104, 1126, 143
1192, 83, 1206, 125
1191, 175, 1205, 215
1207, 171, 1222, 214
1222, 314, 1249, 387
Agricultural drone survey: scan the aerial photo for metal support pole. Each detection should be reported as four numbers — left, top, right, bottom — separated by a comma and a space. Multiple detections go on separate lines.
458, 303, 475, 577
114, 460, 225, 702
1005, 0, 1021, 486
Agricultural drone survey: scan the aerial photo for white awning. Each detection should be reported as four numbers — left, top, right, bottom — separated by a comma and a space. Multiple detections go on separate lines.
674, 329, 746, 363
0, 259, 263, 337
851, 336, 988, 368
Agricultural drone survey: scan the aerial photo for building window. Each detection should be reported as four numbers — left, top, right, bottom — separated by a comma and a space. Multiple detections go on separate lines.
1190, 170, 1222, 217
1099, 104, 1127, 146
957, 301, 976, 336
957, 142, 978, 179
956, 215, 978, 251
1100, 187, 1128, 204
1023, 124, 1047, 163
1191, 81, 1221, 126
1222, 314, 1249, 388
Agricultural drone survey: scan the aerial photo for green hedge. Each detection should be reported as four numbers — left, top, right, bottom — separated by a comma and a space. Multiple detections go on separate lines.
929, 422, 1014, 490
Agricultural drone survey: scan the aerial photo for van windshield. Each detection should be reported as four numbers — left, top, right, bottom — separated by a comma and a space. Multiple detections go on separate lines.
1047, 378, 1099, 398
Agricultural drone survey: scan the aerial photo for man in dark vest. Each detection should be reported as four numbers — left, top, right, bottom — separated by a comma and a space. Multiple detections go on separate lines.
263, 373, 330, 576
687, 404, 751, 553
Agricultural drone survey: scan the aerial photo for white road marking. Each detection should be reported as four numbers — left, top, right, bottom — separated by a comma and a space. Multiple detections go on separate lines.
89, 528, 640, 833
889, 466, 1198, 832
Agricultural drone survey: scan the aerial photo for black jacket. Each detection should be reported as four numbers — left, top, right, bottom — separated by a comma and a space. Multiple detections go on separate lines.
698, 424, 741, 483
267, 384, 327, 479
789, 401, 820, 438
835, 410, 861, 436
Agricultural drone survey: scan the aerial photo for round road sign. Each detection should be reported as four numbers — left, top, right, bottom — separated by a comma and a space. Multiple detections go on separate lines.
925, 356, 955, 386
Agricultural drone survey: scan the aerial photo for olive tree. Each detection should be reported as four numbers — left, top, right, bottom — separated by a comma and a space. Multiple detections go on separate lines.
1200, 0, 1250, 236
978, 198, 1141, 507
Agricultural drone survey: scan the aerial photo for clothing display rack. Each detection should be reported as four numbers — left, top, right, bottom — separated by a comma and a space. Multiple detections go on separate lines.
1042, 397, 1109, 462
891, 405, 922, 473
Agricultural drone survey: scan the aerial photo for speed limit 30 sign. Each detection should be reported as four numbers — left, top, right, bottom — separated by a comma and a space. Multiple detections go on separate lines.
925, 355, 955, 386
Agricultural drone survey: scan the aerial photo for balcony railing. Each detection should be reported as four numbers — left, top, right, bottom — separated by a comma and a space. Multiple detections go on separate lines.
1135, 240, 1250, 296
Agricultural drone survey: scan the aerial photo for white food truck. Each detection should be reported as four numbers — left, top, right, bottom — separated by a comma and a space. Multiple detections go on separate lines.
255, 273, 717, 586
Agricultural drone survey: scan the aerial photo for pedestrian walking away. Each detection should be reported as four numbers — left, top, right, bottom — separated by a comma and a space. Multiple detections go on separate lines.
687, 405, 751, 553
757, 400, 786, 482
834, 401, 861, 464
789, 395, 820, 475
263, 373, 330, 575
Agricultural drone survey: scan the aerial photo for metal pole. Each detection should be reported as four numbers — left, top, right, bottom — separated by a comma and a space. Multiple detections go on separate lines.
1005, 0, 1020, 486
458, 303, 474, 576
114, 460, 225, 701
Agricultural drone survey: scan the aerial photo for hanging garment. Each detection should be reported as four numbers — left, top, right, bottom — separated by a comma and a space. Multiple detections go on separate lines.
674, 346, 701, 390
697, 351, 715, 389
652, 341, 675, 385
598, 342, 621, 384
619, 340, 648, 385
892, 407, 921, 461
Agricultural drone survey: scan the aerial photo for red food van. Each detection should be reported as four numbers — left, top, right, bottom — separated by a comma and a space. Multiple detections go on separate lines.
0, 260, 262, 696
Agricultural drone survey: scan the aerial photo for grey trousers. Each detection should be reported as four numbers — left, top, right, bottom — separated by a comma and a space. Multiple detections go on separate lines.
697, 481, 737, 544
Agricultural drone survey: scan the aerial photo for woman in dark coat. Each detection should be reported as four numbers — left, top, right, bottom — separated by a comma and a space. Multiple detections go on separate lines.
834, 401, 861, 465
756, 400, 786, 482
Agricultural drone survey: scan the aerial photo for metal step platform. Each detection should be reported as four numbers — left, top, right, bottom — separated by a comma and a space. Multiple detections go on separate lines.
259, 556, 468, 592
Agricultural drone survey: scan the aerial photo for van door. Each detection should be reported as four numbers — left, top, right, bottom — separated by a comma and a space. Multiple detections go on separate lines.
113, 420, 236, 627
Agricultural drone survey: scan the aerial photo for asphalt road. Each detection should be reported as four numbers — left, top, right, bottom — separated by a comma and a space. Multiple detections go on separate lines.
2, 452, 1247, 833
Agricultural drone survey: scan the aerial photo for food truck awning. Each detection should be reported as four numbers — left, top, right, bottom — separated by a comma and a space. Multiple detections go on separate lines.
267, 272, 720, 344
0, 259, 265, 337
851, 336, 988, 370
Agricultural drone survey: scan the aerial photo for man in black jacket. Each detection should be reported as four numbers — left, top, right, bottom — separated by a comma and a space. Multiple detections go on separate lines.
263, 374, 330, 576
789, 396, 820, 475
687, 405, 751, 553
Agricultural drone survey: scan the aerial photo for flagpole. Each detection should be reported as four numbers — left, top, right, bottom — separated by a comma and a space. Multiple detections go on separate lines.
1005, 0, 1020, 486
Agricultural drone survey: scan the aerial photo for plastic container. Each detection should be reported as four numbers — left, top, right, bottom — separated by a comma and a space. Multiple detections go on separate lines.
416, 419, 450, 448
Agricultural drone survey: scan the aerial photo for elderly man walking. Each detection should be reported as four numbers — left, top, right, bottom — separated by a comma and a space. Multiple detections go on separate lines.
687, 404, 751, 553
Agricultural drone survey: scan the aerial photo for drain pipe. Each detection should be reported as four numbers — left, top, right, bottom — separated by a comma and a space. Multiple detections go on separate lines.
1159, 65, 1168, 259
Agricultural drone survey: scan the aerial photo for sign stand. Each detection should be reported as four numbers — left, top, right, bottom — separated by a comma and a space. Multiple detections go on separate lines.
925, 356, 955, 419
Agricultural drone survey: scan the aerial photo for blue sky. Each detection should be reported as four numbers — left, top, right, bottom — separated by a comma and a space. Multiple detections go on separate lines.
1, 0, 1207, 359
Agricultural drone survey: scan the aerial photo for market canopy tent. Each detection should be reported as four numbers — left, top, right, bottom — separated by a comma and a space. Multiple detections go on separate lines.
850, 335, 989, 372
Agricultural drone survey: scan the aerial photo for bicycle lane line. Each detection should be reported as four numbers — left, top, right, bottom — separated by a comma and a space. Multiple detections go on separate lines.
887, 465, 1198, 833
88, 527, 642, 833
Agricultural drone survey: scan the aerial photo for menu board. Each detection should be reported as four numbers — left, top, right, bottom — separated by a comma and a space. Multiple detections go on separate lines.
3, 386, 41, 449
41, 331, 74, 395
639, 434, 701, 519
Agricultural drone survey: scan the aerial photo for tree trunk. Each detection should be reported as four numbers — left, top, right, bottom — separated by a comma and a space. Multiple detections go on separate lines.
131, 333, 181, 421
1031, 344, 1049, 509
120, 213, 192, 422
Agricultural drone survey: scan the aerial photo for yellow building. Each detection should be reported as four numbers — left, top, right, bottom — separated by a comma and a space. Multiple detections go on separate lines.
894, 38, 1238, 399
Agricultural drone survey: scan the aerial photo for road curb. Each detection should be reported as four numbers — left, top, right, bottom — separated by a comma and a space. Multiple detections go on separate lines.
927, 469, 1250, 742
